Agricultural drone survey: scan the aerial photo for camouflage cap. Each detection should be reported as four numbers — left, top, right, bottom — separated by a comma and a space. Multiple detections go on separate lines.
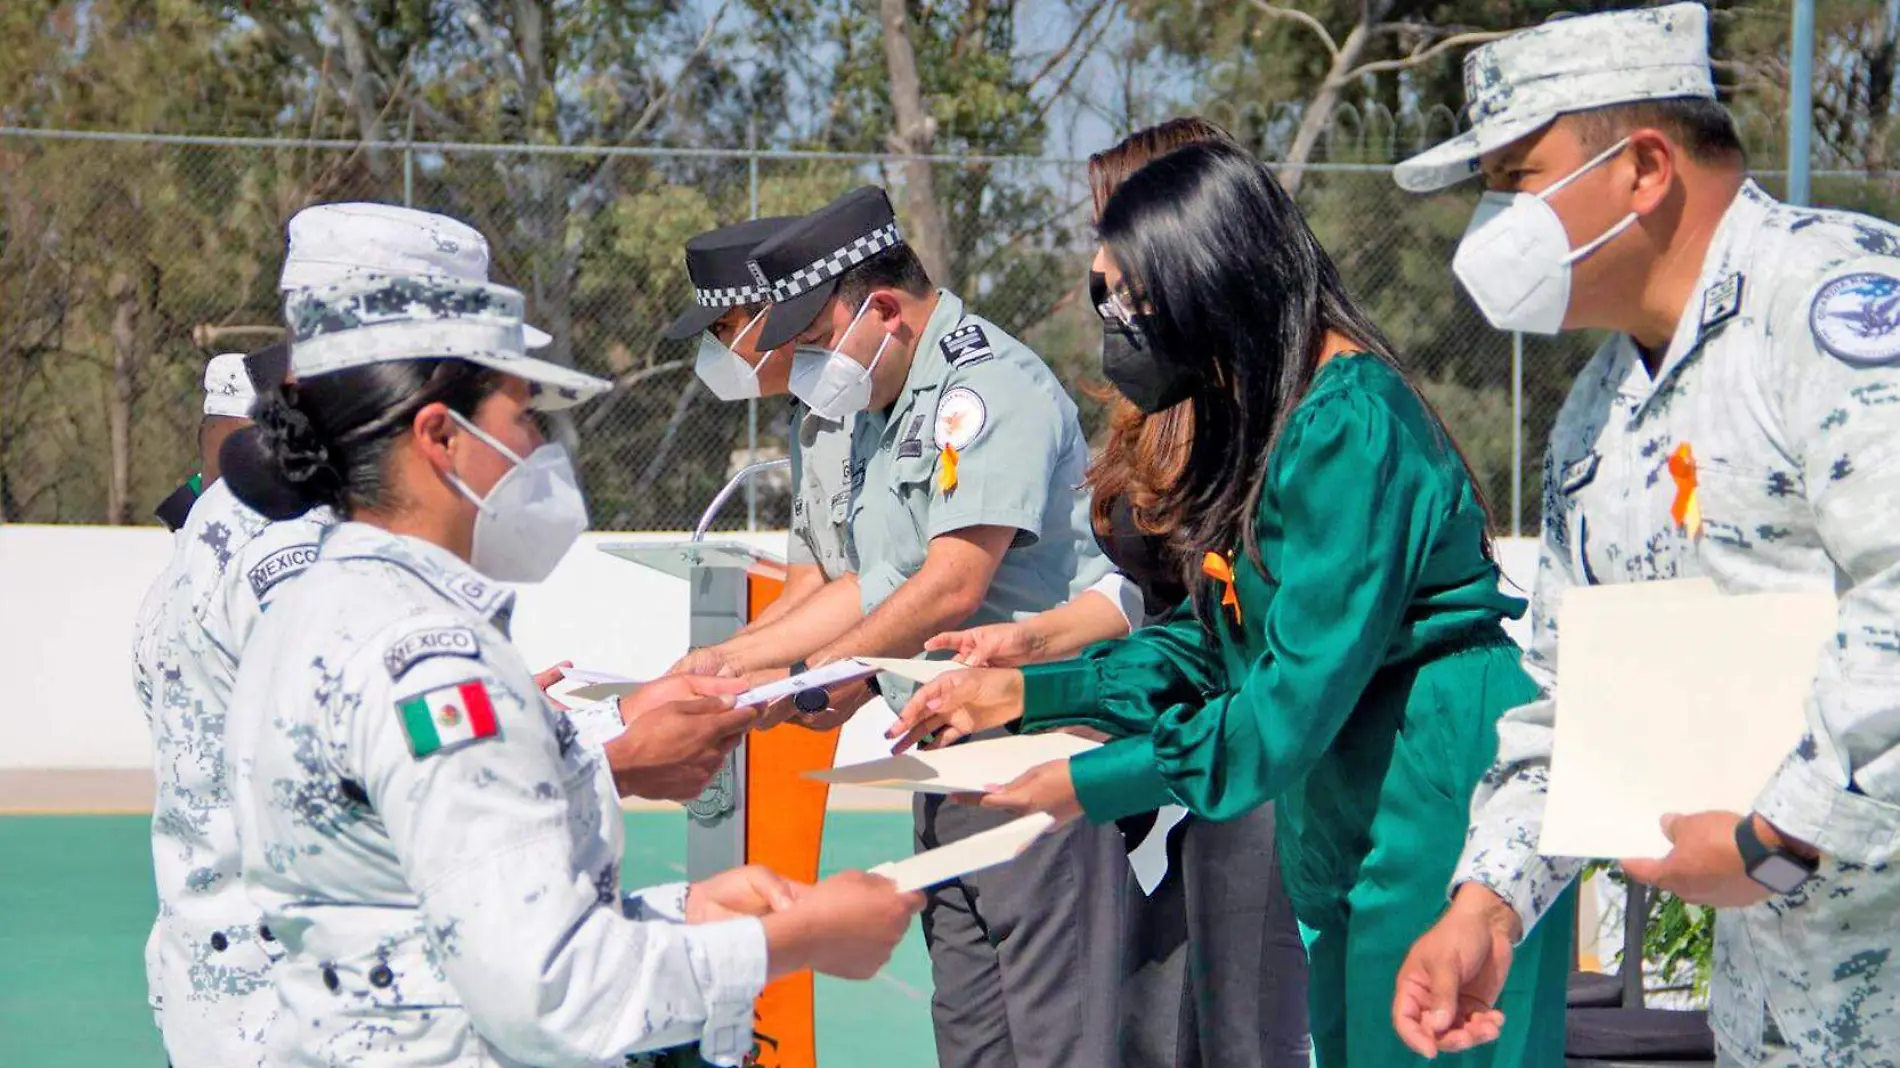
287, 274, 610, 411
281, 202, 554, 348
1394, 3, 1715, 194
202, 352, 255, 418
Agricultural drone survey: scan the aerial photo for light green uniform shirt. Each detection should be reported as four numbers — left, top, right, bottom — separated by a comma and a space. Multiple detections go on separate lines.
849, 289, 1111, 636
787, 406, 857, 580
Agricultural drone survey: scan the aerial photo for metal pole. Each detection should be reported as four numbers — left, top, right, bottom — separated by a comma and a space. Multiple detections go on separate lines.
1511, 331, 1524, 540
403, 111, 415, 207
1788, 0, 1816, 206
745, 116, 761, 532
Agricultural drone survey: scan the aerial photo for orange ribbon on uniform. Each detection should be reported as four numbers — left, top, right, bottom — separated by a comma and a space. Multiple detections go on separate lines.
938, 445, 960, 495
1202, 551, 1242, 624
1668, 442, 1701, 537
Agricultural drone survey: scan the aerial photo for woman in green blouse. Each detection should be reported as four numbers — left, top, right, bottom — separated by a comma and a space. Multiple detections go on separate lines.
891, 140, 1573, 1067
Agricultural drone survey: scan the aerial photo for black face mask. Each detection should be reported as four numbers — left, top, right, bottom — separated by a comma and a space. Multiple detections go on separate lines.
1090, 271, 1196, 414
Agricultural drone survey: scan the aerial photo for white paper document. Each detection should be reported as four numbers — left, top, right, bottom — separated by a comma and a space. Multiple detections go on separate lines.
873, 812, 1057, 892
1538, 580, 1836, 860
556, 666, 643, 703
855, 656, 968, 685
808, 732, 1102, 793
735, 659, 880, 709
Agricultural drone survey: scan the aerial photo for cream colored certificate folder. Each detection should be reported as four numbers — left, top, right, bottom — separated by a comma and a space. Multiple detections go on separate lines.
872, 813, 1057, 891
809, 732, 1101, 794
1539, 579, 1834, 859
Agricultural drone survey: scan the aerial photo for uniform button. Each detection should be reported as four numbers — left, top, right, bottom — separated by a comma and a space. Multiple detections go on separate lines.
368, 964, 394, 989
258, 925, 275, 943
322, 965, 340, 993
209, 932, 229, 952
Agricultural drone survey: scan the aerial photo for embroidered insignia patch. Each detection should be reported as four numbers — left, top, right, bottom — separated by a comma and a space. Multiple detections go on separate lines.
248, 544, 320, 599
1699, 273, 1744, 332
1811, 272, 1900, 364
396, 679, 499, 758
939, 323, 995, 367
934, 387, 987, 452
383, 626, 482, 680
1559, 452, 1601, 496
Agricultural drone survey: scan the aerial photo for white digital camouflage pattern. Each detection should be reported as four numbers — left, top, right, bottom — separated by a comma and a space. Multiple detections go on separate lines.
280, 201, 554, 348
132, 478, 333, 1065
787, 406, 858, 580
1395, 3, 1714, 193
1463, 181, 1900, 1064
226, 522, 765, 1067
286, 273, 608, 410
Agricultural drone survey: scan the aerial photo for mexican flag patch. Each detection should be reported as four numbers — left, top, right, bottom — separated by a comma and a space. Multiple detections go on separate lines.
397, 680, 499, 758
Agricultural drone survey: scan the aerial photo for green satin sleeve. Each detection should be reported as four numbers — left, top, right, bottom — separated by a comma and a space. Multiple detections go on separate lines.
1017, 599, 1222, 740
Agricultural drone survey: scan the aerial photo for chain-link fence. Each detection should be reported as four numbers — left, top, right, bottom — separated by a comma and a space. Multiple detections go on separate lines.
5, 124, 1896, 536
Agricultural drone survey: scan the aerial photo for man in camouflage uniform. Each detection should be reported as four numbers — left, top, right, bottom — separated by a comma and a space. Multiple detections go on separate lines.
1390, 5, 1900, 1064
135, 346, 331, 1066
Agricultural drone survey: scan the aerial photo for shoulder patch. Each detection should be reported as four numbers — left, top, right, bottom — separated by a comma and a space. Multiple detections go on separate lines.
1811, 272, 1900, 364
935, 387, 988, 451
395, 679, 500, 758
248, 543, 321, 599
939, 323, 995, 368
1699, 273, 1744, 332
384, 626, 482, 680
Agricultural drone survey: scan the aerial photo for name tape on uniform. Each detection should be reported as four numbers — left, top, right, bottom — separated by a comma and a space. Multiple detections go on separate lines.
384, 626, 482, 680
248, 543, 320, 599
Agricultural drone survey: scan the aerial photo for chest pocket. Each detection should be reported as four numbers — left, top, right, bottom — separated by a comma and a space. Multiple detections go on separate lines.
1557, 452, 1604, 586
887, 450, 939, 544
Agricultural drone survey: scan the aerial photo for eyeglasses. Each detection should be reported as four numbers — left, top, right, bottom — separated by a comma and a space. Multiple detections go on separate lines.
1095, 286, 1141, 330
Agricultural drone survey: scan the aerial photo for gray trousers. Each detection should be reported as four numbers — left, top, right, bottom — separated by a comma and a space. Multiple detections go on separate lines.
916, 790, 1132, 1068
1121, 803, 1312, 1068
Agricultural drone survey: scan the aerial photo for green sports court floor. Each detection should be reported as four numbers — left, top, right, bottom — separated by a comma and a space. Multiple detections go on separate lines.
0, 811, 937, 1067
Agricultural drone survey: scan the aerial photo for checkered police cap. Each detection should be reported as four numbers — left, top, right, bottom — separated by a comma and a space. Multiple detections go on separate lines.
769, 221, 903, 302
749, 186, 907, 350
660, 216, 799, 341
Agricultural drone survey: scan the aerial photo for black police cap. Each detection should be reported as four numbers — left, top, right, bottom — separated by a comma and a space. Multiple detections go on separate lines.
660, 216, 798, 341
750, 186, 903, 351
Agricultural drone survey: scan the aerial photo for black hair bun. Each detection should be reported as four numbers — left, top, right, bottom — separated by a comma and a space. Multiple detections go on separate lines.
226, 395, 342, 519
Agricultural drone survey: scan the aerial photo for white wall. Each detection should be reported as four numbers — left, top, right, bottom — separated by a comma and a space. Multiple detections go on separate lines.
0, 525, 1541, 772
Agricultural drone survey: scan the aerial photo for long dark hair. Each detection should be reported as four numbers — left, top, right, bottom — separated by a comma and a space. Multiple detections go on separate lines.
1083, 117, 1235, 541
226, 359, 504, 519
1097, 140, 1491, 624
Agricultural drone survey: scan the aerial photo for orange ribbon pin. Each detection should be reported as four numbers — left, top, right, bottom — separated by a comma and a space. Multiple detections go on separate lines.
1202, 551, 1242, 624
937, 445, 960, 495
1668, 442, 1701, 537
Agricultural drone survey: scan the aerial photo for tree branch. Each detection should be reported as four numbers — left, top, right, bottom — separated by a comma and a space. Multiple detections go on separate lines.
577, 357, 692, 436
1347, 28, 1511, 78
567, 0, 730, 225
1027, 0, 1113, 89
1241, 0, 1340, 61
1029, 8, 1119, 129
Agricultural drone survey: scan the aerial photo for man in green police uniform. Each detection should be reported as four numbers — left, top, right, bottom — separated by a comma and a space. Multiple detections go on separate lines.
660, 217, 858, 632
684, 186, 1132, 1068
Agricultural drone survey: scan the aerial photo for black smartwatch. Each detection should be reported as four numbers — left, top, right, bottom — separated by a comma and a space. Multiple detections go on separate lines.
1735, 814, 1818, 894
